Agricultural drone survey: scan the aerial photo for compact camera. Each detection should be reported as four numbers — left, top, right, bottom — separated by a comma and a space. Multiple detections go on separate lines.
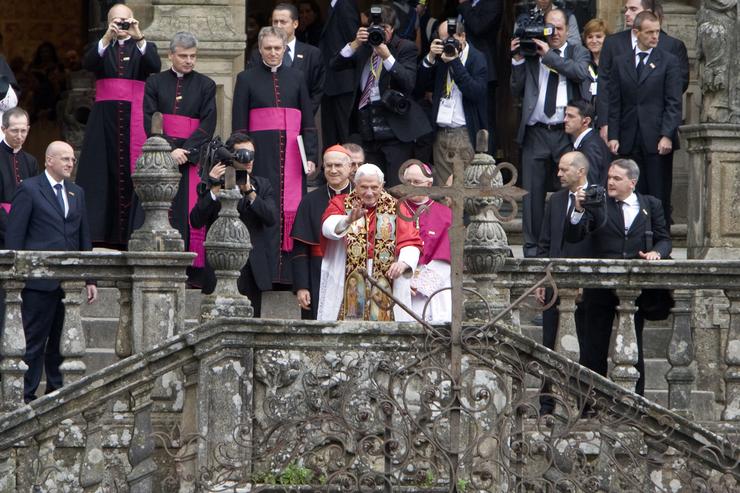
116, 21, 131, 30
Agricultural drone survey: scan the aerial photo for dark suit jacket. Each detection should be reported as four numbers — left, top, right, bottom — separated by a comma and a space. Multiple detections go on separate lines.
597, 29, 689, 129
537, 188, 593, 258
249, 40, 326, 115
6, 173, 92, 291
458, 0, 503, 82
319, 0, 360, 96
189, 175, 277, 293
330, 34, 431, 143
565, 193, 672, 260
510, 43, 591, 144
607, 47, 683, 153
573, 129, 610, 186
416, 42, 488, 147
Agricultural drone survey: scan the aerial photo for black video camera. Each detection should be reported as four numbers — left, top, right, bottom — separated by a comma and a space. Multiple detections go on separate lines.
582, 185, 606, 207
443, 18, 461, 57
199, 137, 255, 190
381, 89, 410, 115
116, 20, 131, 30
367, 5, 386, 47
514, 5, 554, 57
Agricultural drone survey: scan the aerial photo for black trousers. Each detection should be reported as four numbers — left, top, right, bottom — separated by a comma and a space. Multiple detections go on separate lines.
486, 82, 497, 154
22, 287, 65, 402
581, 288, 646, 396
238, 262, 263, 318
622, 139, 673, 225
363, 138, 414, 188
521, 125, 572, 257
321, 93, 355, 147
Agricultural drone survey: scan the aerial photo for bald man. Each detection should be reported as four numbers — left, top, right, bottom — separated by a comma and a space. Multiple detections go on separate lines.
6, 141, 97, 402
77, 3, 160, 249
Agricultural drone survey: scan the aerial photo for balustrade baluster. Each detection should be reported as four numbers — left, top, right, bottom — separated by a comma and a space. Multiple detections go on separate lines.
0, 448, 16, 491
555, 288, 580, 363
666, 289, 694, 416
610, 288, 641, 391
59, 281, 87, 384
0, 280, 28, 411
722, 289, 740, 420
127, 381, 157, 492
115, 281, 133, 358
80, 402, 108, 491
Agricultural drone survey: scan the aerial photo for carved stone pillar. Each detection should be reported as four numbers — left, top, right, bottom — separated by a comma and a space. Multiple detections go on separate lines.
722, 289, 740, 420
666, 289, 695, 416
0, 449, 15, 491
174, 361, 200, 493
0, 280, 28, 411
554, 288, 580, 363
115, 280, 133, 359
144, 0, 246, 135
80, 402, 108, 491
127, 381, 157, 492
610, 288, 641, 391
200, 184, 253, 322
60, 281, 87, 385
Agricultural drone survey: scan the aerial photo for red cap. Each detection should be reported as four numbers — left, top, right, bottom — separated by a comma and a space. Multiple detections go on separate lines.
323, 144, 352, 158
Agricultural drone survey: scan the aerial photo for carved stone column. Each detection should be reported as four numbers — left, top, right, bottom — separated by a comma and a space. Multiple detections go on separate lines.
0, 449, 16, 492
200, 183, 253, 322
554, 288, 580, 363
80, 402, 108, 491
127, 381, 157, 492
115, 280, 133, 359
0, 280, 28, 411
666, 289, 695, 416
60, 281, 87, 384
722, 289, 740, 420
144, 0, 246, 135
610, 288, 641, 391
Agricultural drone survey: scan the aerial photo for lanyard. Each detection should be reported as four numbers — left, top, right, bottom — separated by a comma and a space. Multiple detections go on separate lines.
370, 55, 382, 81
444, 69, 454, 98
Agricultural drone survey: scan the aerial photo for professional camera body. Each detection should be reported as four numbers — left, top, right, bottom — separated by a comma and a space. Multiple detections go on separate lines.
581, 184, 606, 207
514, 4, 554, 57
198, 137, 254, 191
443, 18, 461, 57
367, 6, 386, 47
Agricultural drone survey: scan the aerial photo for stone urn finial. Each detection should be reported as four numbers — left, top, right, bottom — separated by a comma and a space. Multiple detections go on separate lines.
128, 112, 184, 252
200, 168, 253, 321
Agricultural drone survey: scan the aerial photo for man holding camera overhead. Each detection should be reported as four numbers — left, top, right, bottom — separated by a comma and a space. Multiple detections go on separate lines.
417, 18, 487, 186
510, 8, 590, 258
331, 4, 430, 187
76, 3, 160, 249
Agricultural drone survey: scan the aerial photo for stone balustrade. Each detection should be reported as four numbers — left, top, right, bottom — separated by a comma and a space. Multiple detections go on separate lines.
492, 257, 740, 421
0, 250, 193, 412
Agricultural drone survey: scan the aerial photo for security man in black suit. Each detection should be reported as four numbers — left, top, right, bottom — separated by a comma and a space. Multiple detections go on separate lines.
567, 158, 671, 396
189, 132, 277, 318
417, 18, 488, 186
319, 0, 361, 146
597, 0, 689, 143
535, 151, 593, 413
249, 3, 326, 116
6, 141, 97, 402
564, 99, 609, 186
607, 11, 682, 225
331, 4, 431, 187
510, 8, 591, 257
457, 0, 503, 154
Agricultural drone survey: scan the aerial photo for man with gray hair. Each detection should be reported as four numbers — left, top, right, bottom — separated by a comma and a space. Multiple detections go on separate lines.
143, 31, 216, 287
232, 26, 318, 288
317, 163, 423, 321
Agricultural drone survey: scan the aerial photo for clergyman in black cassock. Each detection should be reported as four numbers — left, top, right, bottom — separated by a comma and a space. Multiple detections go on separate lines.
290, 145, 354, 320
144, 32, 217, 285
76, 4, 160, 249
232, 27, 318, 287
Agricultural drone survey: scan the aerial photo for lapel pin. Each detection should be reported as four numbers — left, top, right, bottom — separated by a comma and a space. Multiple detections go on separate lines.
176, 95, 183, 100
68, 191, 75, 196
297, 53, 304, 59
642, 208, 648, 215
123, 57, 130, 61
649, 62, 655, 69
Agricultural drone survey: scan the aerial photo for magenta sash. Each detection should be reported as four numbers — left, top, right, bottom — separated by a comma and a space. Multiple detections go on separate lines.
95, 78, 147, 175
162, 114, 206, 268
0, 203, 10, 214
248, 107, 303, 252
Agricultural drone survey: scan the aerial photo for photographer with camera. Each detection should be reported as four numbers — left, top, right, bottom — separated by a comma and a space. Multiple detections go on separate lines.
76, 3, 160, 249
417, 18, 487, 185
566, 158, 671, 396
510, 8, 590, 258
331, 4, 430, 187
189, 133, 277, 317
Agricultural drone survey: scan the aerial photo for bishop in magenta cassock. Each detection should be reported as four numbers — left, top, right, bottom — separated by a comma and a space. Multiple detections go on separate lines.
317, 163, 422, 322
76, 4, 160, 249
144, 32, 216, 282
401, 161, 452, 322
290, 145, 354, 320
232, 26, 318, 287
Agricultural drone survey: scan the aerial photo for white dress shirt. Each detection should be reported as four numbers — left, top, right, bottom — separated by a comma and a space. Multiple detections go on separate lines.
45, 170, 69, 217
286, 37, 297, 63
98, 37, 147, 57
340, 43, 396, 95
527, 42, 569, 125
573, 127, 592, 149
436, 43, 470, 128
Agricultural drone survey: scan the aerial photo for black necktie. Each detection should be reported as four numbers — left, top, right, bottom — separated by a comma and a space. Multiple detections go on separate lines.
54, 183, 65, 216
618, 200, 628, 232
566, 192, 576, 219
284, 45, 293, 67
543, 48, 560, 118
636, 51, 648, 78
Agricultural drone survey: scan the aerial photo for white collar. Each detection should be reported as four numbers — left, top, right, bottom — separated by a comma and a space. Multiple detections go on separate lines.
630, 31, 637, 49
573, 127, 592, 148
620, 192, 638, 206
569, 181, 588, 194
2, 139, 21, 154
44, 170, 65, 189
171, 67, 185, 78
262, 60, 281, 72
117, 36, 131, 45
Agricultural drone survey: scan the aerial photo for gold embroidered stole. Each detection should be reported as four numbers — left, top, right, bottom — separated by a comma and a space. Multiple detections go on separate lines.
339, 191, 397, 321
